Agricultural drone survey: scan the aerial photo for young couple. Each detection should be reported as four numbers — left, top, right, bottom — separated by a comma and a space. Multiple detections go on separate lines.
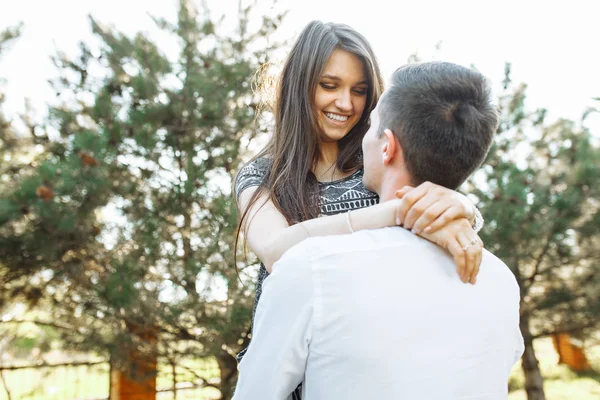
232, 20, 523, 400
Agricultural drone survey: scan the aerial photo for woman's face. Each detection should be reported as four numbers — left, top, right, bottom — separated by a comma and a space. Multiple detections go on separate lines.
314, 49, 368, 142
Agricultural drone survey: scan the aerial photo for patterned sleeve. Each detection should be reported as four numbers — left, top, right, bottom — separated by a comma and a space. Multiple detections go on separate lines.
235, 158, 270, 201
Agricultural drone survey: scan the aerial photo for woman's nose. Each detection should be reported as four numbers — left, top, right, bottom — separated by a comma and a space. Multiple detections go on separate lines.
334, 90, 352, 111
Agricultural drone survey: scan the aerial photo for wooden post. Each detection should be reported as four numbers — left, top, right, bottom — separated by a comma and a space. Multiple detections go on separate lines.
552, 333, 591, 372
110, 323, 158, 400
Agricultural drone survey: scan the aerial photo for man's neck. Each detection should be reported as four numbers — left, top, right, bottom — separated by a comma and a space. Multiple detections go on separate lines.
377, 170, 412, 202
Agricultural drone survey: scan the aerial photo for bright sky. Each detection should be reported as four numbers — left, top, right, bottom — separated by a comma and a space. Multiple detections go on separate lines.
1, 0, 599, 131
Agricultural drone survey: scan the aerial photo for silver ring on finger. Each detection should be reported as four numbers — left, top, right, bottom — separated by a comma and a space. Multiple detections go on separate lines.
462, 237, 479, 251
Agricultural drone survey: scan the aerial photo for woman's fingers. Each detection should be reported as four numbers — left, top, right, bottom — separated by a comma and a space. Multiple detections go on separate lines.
445, 228, 482, 284
446, 238, 467, 282
396, 181, 474, 235
411, 202, 456, 234
467, 236, 484, 284
403, 196, 440, 231
422, 205, 464, 234
458, 231, 483, 284
394, 186, 426, 226
395, 185, 414, 200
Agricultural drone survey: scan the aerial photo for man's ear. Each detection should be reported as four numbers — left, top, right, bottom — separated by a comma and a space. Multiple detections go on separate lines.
382, 129, 398, 165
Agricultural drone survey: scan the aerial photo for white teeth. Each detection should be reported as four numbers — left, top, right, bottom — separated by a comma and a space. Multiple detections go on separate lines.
325, 112, 349, 122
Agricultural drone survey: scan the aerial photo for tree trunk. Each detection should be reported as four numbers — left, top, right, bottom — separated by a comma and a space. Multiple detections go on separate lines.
216, 351, 238, 400
171, 360, 178, 400
520, 315, 546, 400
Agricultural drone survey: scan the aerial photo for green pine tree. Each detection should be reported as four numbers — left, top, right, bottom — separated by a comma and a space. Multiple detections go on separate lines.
0, 2, 283, 398
1, 23, 25, 220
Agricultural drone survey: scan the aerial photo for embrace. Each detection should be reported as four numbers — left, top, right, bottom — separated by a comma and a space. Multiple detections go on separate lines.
232, 20, 524, 400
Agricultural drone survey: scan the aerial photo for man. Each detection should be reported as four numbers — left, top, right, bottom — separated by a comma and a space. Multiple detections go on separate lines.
233, 62, 524, 400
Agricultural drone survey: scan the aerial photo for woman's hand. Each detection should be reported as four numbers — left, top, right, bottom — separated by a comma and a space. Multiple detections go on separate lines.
382, 198, 483, 283
394, 182, 476, 234
389, 182, 483, 283
420, 218, 484, 284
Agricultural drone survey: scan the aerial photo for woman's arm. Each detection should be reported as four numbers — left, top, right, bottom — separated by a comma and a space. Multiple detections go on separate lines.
239, 183, 481, 283
239, 186, 398, 272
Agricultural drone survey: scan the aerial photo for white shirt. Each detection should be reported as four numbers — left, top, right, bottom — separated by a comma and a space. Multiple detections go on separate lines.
234, 227, 524, 400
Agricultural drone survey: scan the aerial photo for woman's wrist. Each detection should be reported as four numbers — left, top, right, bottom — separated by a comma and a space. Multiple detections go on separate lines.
349, 200, 398, 232
472, 206, 484, 233
460, 196, 484, 232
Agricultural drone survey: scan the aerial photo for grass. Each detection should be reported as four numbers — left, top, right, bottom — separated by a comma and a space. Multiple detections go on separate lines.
0, 363, 109, 400
1, 338, 598, 399
508, 338, 600, 400
0, 358, 221, 400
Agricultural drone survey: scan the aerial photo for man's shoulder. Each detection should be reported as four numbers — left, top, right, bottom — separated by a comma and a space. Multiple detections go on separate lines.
269, 232, 381, 298
263, 239, 321, 311
278, 227, 425, 266
481, 249, 520, 294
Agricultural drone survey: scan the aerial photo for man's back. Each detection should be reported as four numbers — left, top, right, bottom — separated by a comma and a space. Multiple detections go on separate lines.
234, 227, 523, 400
302, 227, 522, 399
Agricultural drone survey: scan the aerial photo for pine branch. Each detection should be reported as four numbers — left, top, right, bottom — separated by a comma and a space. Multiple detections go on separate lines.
525, 210, 563, 287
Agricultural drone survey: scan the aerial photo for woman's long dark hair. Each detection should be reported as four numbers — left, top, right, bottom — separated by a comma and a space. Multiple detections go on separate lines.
235, 21, 384, 257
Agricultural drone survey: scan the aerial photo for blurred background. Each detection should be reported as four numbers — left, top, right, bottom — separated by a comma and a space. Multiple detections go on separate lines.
0, 0, 598, 399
